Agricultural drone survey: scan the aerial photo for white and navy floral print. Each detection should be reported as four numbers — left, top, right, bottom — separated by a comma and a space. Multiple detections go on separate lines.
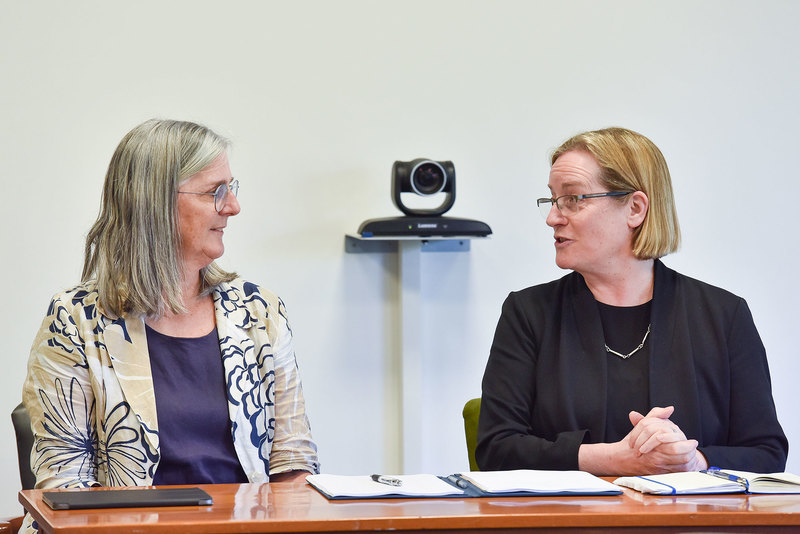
22, 278, 319, 533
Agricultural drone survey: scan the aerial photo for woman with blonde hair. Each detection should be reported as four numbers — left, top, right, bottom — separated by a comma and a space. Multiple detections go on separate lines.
22, 119, 318, 531
477, 127, 786, 475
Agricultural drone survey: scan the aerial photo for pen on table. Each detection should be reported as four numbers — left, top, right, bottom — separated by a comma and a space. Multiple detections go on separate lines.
371, 474, 402, 486
701, 468, 750, 491
445, 475, 469, 489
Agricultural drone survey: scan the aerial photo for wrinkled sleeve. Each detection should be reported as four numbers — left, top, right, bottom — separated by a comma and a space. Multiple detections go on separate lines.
21, 293, 101, 534
267, 298, 320, 476
476, 292, 586, 471
23, 293, 100, 489
698, 299, 788, 472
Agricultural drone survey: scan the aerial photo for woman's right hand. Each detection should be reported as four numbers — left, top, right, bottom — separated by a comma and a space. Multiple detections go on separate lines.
578, 406, 705, 475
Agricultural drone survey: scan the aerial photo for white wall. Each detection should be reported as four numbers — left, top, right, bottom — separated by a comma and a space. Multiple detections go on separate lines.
1, 0, 798, 517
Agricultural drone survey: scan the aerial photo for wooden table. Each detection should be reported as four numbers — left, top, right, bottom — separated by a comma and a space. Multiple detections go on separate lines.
19, 478, 800, 533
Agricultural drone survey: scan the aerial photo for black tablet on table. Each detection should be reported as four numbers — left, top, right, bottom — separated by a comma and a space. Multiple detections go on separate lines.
42, 487, 213, 510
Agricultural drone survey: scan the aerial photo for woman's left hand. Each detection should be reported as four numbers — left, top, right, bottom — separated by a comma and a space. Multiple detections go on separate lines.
627, 406, 684, 454
627, 406, 708, 472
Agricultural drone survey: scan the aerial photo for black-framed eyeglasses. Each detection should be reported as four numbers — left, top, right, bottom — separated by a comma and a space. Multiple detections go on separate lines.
178, 179, 239, 213
536, 191, 633, 219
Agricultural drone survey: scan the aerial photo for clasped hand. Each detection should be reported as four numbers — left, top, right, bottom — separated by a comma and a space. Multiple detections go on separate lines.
622, 406, 707, 474
578, 405, 708, 475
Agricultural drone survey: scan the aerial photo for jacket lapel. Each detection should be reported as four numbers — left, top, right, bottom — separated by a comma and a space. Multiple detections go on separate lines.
213, 283, 260, 425
213, 283, 270, 477
102, 315, 160, 439
567, 273, 608, 440
648, 260, 701, 436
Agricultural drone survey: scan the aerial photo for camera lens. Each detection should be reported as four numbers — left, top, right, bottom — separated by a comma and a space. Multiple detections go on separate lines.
410, 161, 446, 196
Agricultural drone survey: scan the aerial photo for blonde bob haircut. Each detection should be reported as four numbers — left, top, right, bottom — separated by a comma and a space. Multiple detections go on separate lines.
551, 127, 680, 259
83, 119, 236, 318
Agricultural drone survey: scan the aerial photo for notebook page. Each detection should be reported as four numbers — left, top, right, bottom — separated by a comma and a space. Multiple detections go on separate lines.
459, 469, 620, 494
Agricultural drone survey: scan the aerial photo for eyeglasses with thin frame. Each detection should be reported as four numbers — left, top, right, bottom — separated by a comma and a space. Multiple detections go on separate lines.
536, 191, 633, 219
178, 179, 239, 213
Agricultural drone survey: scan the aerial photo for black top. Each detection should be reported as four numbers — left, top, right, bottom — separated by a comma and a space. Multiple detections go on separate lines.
146, 325, 248, 485
476, 260, 788, 472
598, 301, 651, 441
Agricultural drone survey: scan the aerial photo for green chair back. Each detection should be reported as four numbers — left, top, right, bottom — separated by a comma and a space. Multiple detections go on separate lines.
462, 398, 481, 471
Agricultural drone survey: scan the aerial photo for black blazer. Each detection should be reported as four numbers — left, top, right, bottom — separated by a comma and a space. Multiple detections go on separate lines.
477, 260, 787, 472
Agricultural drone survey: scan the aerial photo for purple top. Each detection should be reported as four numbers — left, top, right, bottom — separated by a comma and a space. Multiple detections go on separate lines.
146, 325, 247, 484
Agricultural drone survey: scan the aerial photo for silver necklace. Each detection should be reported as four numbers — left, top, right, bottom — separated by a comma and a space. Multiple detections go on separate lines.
605, 324, 651, 359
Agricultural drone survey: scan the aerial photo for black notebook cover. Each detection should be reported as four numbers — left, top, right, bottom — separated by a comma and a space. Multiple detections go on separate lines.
42, 487, 213, 510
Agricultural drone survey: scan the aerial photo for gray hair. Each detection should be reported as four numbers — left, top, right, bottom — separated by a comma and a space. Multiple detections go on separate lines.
83, 119, 236, 318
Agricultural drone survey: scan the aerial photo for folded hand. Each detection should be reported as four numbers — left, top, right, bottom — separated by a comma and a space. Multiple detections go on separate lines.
624, 406, 706, 473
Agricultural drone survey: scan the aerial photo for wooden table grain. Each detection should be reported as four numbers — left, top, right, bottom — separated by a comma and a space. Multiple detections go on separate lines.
18, 478, 800, 533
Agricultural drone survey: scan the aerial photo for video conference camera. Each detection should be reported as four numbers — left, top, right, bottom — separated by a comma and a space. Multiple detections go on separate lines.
392, 159, 455, 217
357, 158, 492, 238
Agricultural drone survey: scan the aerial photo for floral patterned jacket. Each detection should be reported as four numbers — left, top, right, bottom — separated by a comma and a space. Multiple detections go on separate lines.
22, 278, 319, 532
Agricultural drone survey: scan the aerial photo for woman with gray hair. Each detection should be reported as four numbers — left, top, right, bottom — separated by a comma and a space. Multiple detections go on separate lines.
22, 120, 318, 525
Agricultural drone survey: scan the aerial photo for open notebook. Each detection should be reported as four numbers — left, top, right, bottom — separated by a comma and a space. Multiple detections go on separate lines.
307, 470, 621, 500
453, 470, 621, 497
614, 470, 800, 495
306, 474, 464, 499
